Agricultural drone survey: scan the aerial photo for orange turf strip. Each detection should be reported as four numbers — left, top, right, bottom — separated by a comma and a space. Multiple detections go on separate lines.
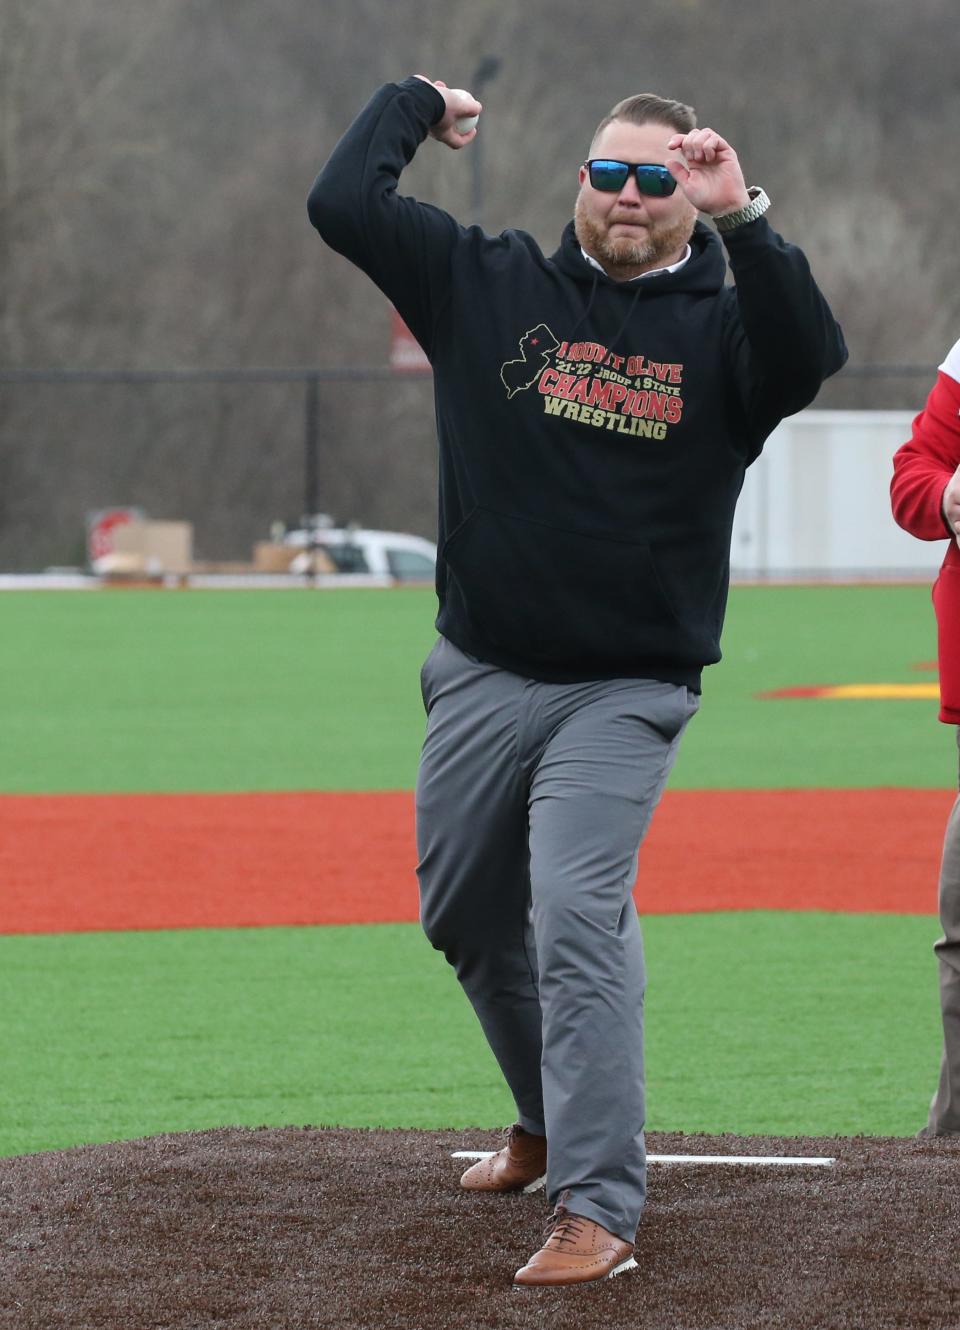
0, 789, 953, 936
760, 684, 941, 700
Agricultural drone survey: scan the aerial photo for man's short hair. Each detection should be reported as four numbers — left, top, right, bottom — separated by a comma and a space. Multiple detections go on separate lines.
589, 94, 697, 152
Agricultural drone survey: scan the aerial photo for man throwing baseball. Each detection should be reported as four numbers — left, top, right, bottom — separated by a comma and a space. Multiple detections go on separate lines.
309, 78, 846, 1287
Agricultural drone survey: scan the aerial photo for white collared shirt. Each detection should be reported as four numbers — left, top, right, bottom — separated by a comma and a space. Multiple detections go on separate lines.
580, 243, 692, 282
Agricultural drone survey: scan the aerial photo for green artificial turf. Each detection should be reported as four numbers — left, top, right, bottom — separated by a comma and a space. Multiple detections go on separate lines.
671, 583, 950, 790
0, 913, 942, 1158
0, 589, 436, 794
0, 585, 950, 793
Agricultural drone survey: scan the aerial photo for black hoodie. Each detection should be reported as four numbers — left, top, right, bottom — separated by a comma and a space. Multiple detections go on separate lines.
309, 78, 848, 690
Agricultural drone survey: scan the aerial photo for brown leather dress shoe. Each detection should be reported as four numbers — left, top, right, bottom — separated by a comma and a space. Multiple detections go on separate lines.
513, 1192, 637, 1287
459, 1124, 547, 1192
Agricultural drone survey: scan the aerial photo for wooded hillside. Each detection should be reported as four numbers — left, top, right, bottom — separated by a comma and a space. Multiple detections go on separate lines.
1, 0, 956, 566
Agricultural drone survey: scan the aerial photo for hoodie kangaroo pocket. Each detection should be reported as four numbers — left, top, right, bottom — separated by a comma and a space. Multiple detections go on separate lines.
442, 506, 692, 670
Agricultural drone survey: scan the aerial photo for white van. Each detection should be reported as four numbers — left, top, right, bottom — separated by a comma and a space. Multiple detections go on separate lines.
283, 525, 437, 583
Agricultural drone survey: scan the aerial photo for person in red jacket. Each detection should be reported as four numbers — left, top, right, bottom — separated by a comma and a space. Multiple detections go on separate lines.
891, 338, 960, 1134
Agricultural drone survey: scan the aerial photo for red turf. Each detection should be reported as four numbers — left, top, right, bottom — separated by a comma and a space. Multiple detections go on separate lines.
0, 788, 951, 935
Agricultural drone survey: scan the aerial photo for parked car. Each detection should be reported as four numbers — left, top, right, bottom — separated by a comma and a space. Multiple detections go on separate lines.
283, 525, 437, 583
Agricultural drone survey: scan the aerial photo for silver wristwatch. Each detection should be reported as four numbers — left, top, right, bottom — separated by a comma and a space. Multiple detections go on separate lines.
714, 187, 771, 233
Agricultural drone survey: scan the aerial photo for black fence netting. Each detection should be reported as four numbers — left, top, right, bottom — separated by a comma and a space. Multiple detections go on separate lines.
0, 364, 932, 572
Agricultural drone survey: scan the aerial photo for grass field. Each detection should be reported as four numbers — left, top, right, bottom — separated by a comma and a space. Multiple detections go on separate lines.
0, 913, 940, 1156
0, 585, 950, 792
0, 585, 952, 1157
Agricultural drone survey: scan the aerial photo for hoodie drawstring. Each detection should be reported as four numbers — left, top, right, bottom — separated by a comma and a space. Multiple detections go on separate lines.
564, 265, 646, 359
563, 269, 600, 346
606, 281, 645, 356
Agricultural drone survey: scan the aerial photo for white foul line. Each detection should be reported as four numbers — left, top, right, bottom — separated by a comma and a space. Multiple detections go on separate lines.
452, 1150, 835, 1168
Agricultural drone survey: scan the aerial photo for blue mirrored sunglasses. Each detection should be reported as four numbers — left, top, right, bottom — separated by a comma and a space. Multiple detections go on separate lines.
585, 159, 678, 197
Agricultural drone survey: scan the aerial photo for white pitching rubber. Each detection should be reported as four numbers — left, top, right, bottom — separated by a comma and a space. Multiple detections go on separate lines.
453, 1150, 836, 1168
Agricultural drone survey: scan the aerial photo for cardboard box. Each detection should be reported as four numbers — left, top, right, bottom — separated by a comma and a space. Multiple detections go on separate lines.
254, 542, 336, 574
253, 542, 299, 573
190, 561, 255, 574
111, 521, 193, 574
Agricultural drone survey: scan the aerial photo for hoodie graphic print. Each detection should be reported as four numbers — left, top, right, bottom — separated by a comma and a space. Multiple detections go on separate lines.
501, 329, 684, 441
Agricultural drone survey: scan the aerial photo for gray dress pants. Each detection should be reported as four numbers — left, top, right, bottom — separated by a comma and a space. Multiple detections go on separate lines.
415, 636, 698, 1241
924, 726, 960, 1135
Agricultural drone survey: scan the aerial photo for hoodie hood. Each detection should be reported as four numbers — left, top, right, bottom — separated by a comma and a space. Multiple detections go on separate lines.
551, 218, 727, 297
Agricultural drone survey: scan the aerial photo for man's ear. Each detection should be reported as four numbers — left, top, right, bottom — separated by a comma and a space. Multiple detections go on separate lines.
578, 165, 588, 187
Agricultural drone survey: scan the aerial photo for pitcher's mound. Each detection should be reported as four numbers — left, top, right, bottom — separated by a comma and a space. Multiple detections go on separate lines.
2, 1126, 959, 1329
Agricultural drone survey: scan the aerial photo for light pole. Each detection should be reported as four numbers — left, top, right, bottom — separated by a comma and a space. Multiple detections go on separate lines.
470, 55, 502, 230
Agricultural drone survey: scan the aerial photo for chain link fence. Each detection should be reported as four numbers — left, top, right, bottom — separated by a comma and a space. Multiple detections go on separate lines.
0, 364, 933, 572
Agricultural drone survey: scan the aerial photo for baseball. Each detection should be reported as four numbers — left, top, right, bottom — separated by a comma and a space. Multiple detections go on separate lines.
449, 90, 479, 133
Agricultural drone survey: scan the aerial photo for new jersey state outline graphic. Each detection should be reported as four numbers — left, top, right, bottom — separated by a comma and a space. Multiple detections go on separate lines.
500, 324, 561, 398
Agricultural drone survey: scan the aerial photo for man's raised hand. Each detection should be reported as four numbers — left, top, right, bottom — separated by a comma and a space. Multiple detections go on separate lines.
415, 76, 482, 149
665, 129, 751, 218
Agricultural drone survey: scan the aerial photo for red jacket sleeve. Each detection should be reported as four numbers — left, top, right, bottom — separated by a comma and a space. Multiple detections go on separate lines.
891, 354, 960, 540
891, 342, 960, 723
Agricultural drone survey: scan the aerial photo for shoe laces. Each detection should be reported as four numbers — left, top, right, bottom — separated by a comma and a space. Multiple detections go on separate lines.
543, 1191, 587, 1249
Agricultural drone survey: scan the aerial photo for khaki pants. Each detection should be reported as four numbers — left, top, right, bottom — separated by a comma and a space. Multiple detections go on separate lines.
923, 727, 960, 1135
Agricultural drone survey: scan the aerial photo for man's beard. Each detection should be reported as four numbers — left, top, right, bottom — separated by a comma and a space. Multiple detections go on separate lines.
574, 196, 695, 276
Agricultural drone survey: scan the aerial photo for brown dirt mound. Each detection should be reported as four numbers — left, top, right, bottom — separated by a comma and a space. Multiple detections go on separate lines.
2, 1128, 960, 1329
